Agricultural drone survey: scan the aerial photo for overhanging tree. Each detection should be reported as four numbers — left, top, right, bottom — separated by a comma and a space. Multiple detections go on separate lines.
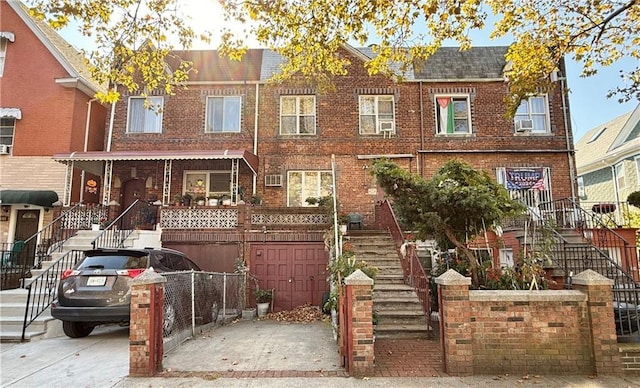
372, 159, 524, 286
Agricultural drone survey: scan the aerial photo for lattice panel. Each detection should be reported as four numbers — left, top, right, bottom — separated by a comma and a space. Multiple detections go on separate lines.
251, 213, 329, 225
62, 207, 109, 229
160, 208, 239, 229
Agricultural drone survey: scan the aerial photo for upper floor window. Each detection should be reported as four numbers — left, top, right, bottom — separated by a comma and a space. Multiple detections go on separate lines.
615, 161, 626, 190
359, 95, 395, 135
0, 32, 14, 77
435, 96, 471, 134
127, 96, 163, 133
205, 96, 241, 133
514, 95, 549, 133
577, 176, 586, 198
0, 117, 15, 149
287, 170, 332, 207
280, 96, 316, 135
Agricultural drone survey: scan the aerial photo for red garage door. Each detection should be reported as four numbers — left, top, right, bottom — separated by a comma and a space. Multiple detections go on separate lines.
251, 243, 328, 312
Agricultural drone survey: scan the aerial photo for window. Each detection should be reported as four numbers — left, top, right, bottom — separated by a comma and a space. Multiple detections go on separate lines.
577, 176, 586, 198
280, 96, 316, 135
514, 95, 550, 133
287, 171, 333, 207
126, 96, 163, 133
205, 96, 241, 133
635, 156, 640, 185
496, 167, 552, 208
359, 95, 395, 135
0, 118, 15, 147
435, 96, 471, 134
184, 171, 231, 198
499, 249, 514, 268
0, 37, 7, 76
615, 162, 626, 190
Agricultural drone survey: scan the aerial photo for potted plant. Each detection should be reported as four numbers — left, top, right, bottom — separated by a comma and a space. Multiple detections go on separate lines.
173, 194, 183, 206
195, 195, 206, 206
220, 194, 232, 206
249, 194, 262, 206
255, 287, 273, 317
305, 197, 318, 206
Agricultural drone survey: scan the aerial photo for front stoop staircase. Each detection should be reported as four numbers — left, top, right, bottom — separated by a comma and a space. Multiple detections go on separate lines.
0, 230, 142, 342
345, 230, 430, 339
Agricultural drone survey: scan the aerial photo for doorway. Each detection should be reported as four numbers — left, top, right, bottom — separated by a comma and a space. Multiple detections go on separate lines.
14, 209, 40, 267
121, 178, 146, 229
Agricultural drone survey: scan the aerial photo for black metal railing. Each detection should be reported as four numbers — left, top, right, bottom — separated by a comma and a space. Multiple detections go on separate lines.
92, 199, 158, 249
1, 242, 33, 290
21, 250, 83, 341
533, 198, 640, 341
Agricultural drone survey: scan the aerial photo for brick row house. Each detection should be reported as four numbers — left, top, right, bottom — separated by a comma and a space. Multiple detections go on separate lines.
0, 1, 106, 255
51, 45, 577, 310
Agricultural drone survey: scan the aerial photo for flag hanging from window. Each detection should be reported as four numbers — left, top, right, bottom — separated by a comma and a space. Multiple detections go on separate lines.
437, 97, 455, 134
505, 168, 545, 191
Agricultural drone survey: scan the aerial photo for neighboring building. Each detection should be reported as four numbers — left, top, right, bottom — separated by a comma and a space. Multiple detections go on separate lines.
0, 1, 106, 246
575, 104, 640, 209
52, 45, 576, 310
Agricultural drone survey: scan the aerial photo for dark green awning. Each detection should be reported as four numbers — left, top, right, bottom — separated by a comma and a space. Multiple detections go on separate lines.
0, 190, 59, 207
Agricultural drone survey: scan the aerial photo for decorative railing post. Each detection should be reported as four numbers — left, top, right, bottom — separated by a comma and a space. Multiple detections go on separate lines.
129, 268, 166, 377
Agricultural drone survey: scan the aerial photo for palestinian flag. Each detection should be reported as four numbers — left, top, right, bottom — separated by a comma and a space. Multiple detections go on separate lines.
437, 97, 455, 134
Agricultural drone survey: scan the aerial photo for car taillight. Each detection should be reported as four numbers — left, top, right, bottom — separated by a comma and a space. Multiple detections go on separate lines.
116, 268, 145, 278
61, 269, 80, 280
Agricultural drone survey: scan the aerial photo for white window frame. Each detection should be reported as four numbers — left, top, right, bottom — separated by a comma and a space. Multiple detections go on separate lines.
0, 37, 7, 76
434, 95, 471, 134
358, 95, 396, 135
183, 170, 232, 199
635, 156, 640, 186
496, 167, 553, 209
205, 96, 241, 133
279, 95, 316, 135
499, 248, 514, 268
287, 170, 333, 207
615, 161, 626, 191
514, 95, 550, 134
126, 96, 163, 133
0, 117, 15, 147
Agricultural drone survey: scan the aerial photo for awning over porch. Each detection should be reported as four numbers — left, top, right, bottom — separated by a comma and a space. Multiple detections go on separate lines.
0, 190, 59, 207
52, 149, 259, 176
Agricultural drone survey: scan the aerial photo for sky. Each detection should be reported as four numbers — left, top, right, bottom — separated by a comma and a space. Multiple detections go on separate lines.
58, 0, 638, 143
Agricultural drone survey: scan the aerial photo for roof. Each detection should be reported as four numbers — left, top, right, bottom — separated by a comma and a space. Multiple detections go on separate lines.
188, 45, 509, 83
7, 1, 104, 95
53, 149, 259, 176
575, 104, 640, 174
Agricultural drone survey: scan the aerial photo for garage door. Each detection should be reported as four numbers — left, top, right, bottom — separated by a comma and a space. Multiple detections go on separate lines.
251, 243, 328, 312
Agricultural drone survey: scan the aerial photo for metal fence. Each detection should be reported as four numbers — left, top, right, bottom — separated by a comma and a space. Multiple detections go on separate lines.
161, 271, 243, 351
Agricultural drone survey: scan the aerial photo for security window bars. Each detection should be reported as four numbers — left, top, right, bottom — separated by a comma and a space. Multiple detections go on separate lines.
127, 96, 163, 133
280, 96, 316, 135
205, 96, 241, 133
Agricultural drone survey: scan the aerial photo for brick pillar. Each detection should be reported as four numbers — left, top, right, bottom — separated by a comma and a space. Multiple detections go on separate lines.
572, 269, 621, 375
129, 268, 166, 377
435, 269, 473, 375
344, 269, 374, 376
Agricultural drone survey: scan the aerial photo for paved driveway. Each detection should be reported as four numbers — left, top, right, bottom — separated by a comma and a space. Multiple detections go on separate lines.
1, 325, 129, 387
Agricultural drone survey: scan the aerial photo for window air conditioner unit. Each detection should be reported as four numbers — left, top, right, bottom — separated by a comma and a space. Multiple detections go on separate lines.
378, 120, 395, 134
515, 119, 534, 132
0, 145, 10, 155
265, 174, 283, 187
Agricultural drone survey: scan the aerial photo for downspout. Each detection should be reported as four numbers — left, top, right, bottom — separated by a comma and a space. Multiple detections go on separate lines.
560, 72, 576, 202
106, 100, 116, 152
253, 83, 259, 195
419, 81, 425, 178
80, 98, 97, 203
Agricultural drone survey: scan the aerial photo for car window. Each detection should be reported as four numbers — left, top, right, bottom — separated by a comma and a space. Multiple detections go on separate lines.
183, 256, 201, 271
169, 254, 191, 271
79, 254, 148, 269
155, 252, 174, 271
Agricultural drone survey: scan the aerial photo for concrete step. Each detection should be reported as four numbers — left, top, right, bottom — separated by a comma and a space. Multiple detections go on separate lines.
374, 297, 424, 310
374, 323, 431, 339
375, 278, 405, 285
0, 302, 28, 316
0, 288, 29, 303
376, 310, 428, 325
0, 312, 53, 332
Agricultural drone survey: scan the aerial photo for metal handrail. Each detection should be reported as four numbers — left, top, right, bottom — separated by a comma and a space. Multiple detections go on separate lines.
21, 250, 83, 341
92, 199, 158, 249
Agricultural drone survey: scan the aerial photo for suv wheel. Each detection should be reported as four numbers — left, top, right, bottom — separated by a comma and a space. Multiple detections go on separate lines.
62, 321, 95, 338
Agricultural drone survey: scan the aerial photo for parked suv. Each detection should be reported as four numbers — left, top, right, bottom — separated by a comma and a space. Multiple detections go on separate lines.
51, 247, 220, 338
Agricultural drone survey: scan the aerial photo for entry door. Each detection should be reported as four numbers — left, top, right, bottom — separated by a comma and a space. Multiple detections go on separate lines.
121, 178, 146, 228
251, 243, 328, 312
15, 209, 40, 266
